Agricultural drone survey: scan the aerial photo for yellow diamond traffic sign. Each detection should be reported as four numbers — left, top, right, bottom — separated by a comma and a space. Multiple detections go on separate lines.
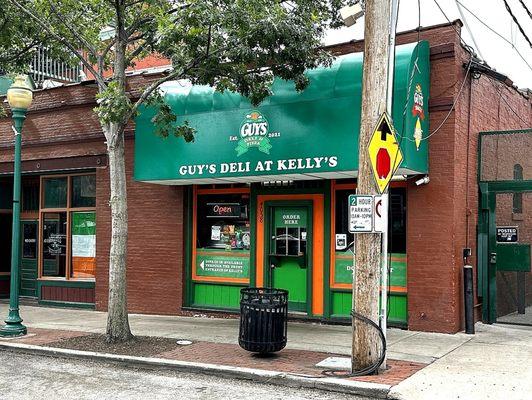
368, 112, 403, 194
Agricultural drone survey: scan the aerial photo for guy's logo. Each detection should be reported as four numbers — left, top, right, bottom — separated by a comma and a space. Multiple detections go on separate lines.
411, 84, 425, 151
235, 111, 272, 156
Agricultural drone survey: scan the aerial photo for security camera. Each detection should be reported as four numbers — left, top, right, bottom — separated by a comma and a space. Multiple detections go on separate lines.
415, 176, 430, 186
340, 3, 365, 27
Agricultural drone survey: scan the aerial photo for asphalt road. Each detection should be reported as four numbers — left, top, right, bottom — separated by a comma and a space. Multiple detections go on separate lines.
0, 350, 360, 400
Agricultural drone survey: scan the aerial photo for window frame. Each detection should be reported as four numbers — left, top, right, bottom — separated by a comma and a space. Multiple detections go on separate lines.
38, 173, 96, 281
329, 180, 407, 289
192, 185, 252, 284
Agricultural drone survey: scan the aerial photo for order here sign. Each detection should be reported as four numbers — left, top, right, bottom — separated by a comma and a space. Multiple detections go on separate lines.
348, 194, 388, 233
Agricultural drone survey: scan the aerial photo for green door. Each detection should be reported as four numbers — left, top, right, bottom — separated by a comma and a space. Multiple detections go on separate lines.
267, 204, 312, 313
20, 220, 38, 298
486, 191, 532, 326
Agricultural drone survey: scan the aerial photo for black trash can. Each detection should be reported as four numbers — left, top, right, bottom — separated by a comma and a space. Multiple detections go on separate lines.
238, 287, 288, 354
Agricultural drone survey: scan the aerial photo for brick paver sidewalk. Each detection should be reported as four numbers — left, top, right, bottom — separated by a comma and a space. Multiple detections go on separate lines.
1, 327, 426, 387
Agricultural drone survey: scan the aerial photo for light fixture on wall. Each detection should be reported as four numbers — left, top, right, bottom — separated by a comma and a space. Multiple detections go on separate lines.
415, 175, 430, 186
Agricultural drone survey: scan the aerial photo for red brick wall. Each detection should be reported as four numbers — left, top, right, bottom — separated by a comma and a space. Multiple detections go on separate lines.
95, 139, 185, 314
406, 35, 531, 332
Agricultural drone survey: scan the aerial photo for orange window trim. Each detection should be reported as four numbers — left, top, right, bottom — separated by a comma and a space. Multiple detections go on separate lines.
256, 193, 324, 316
330, 180, 408, 289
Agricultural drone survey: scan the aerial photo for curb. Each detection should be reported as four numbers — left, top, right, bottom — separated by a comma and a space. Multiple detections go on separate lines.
0, 341, 390, 399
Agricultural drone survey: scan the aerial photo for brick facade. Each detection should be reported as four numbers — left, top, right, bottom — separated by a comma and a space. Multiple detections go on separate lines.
95, 139, 185, 314
0, 21, 530, 331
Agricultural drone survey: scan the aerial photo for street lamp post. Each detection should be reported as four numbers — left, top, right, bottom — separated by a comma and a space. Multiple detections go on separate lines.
0, 75, 33, 337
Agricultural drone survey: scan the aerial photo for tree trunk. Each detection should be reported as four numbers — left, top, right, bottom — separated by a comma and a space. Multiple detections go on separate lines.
105, 123, 133, 343
352, 0, 390, 372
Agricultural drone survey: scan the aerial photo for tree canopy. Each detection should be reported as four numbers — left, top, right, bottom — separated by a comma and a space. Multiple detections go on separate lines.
0, 0, 351, 342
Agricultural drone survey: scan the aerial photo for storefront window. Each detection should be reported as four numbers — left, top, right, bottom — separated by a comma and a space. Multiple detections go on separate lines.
42, 212, 67, 277
40, 174, 96, 280
43, 177, 67, 208
333, 186, 407, 286
195, 192, 251, 280
70, 212, 96, 278
22, 223, 37, 259
22, 179, 40, 211
71, 175, 96, 207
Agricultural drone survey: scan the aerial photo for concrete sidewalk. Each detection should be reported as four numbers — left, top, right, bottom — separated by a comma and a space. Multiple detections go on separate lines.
1, 303, 531, 399
0, 303, 469, 364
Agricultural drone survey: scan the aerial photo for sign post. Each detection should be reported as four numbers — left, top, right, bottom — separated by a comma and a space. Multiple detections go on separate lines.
368, 111, 402, 370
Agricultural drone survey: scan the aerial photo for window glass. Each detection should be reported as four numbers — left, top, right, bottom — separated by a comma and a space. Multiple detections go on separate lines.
197, 194, 250, 250
0, 180, 13, 209
22, 180, 40, 211
22, 223, 37, 259
43, 178, 67, 208
195, 193, 250, 280
70, 212, 96, 278
71, 175, 96, 208
42, 212, 67, 277
335, 190, 355, 252
389, 188, 407, 253
334, 188, 407, 253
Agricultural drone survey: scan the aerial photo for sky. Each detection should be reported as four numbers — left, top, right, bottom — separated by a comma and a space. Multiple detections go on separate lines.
324, 0, 532, 89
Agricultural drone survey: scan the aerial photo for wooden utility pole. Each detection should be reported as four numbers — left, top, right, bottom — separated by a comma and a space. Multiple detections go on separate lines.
352, 0, 392, 372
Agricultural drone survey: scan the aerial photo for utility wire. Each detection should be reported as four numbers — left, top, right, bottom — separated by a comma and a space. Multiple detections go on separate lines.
518, 0, 532, 19
422, 57, 473, 140
455, 0, 532, 71
494, 82, 530, 125
502, 0, 532, 48
434, 0, 530, 128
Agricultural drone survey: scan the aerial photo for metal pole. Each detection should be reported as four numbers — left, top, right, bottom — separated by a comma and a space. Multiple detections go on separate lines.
0, 109, 27, 337
464, 264, 475, 334
379, 0, 399, 370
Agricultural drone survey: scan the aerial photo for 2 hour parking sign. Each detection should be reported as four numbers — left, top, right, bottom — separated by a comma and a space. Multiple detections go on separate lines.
348, 195, 373, 233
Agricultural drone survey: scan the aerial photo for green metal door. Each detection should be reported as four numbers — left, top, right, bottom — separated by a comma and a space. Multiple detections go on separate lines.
20, 220, 38, 298
267, 204, 312, 313
486, 191, 532, 326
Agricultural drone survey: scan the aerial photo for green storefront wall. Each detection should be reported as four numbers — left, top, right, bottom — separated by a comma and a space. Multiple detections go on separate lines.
134, 41, 430, 183
135, 43, 429, 326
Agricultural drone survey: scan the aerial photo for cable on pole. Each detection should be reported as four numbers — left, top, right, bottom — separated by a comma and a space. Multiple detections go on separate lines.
502, 0, 532, 48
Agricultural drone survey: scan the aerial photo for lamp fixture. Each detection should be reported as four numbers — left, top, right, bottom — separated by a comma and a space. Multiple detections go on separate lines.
7, 75, 33, 111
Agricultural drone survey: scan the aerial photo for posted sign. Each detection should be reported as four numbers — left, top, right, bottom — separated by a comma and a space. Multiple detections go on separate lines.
349, 195, 373, 233
496, 226, 518, 243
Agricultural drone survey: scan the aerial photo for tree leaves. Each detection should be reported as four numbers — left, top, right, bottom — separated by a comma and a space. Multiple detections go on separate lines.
95, 81, 133, 125
145, 90, 195, 141
2, 0, 351, 134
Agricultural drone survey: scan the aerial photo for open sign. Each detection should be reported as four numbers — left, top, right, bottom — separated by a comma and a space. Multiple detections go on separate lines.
206, 203, 243, 218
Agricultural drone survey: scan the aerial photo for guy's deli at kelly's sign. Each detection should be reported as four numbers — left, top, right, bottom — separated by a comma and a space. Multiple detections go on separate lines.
178, 156, 339, 177
134, 43, 430, 184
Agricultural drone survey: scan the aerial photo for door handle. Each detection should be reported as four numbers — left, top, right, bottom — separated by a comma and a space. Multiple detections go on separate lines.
489, 252, 497, 264
270, 263, 276, 269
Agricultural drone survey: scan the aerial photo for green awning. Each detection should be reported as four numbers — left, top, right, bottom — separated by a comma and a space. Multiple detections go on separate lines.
134, 41, 430, 184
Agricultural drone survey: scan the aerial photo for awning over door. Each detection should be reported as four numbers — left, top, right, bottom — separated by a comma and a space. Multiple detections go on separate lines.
134, 41, 430, 185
